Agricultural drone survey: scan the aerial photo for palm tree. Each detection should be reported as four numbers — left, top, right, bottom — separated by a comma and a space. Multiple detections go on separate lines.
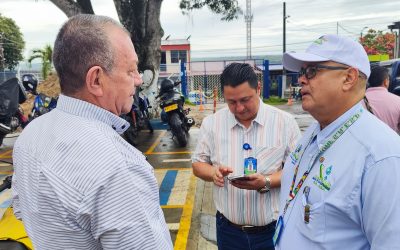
28, 44, 53, 80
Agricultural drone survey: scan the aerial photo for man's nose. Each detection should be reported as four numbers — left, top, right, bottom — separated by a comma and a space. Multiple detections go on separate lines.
298, 74, 308, 86
236, 102, 245, 112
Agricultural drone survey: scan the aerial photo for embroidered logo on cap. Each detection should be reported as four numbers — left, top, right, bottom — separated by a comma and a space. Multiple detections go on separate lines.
313, 36, 328, 45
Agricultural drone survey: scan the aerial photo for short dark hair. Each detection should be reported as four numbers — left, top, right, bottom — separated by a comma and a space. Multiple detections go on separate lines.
220, 63, 258, 93
53, 14, 129, 95
368, 66, 389, 88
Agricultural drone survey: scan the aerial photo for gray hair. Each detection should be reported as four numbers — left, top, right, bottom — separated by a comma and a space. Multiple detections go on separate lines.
53, 14, 129, 95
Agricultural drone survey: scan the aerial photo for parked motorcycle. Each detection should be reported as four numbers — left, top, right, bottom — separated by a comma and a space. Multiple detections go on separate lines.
29, 93, 58, 121
21, 74, 58, 121
156, 79, 194, 147
122, 89, 154, 146
0, 78, 29, 146
0, 176, 33, 249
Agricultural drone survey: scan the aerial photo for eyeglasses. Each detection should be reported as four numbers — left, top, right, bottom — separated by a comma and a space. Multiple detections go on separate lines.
299, 64, 349, 80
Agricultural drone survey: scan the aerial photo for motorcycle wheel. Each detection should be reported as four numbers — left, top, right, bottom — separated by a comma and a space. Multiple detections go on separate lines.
0, 133, 5, 146
146, 119, 154, 133
170, 113, 187, 147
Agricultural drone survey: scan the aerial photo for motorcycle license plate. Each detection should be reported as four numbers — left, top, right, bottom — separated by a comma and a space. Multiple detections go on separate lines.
164, 104, 178, 112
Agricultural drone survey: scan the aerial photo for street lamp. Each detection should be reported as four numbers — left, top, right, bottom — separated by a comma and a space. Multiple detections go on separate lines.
360, 26, 368, 39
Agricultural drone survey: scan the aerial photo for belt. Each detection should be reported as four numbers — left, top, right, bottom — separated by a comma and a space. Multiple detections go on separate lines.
217, 211, 276, 233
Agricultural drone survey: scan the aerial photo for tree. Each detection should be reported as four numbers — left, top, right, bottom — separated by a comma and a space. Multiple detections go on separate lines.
48, 0, 241, 109
359, 29, 395, 58
28, 44, 53, 80
0, 14, 25, 70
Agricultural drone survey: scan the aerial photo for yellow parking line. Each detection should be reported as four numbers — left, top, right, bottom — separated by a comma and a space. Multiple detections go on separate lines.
174, 175, 196, 250
145, 131, 166, 155
0, 150, 12, 159
146, 151, 192, 155
0, 171, 13, 175
155, 168, 191, 171
161, 205, 184, 209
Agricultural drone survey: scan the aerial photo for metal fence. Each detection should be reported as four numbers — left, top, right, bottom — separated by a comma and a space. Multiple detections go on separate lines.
181, 60, 299, 102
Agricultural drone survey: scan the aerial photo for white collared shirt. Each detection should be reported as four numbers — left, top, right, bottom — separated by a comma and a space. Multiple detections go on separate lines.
12, 94, 173, 250
192, 99, 301, 226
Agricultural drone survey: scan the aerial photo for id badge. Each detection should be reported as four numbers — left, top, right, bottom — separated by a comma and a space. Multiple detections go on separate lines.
273, 216, 284, 246
244, 157, 257, 175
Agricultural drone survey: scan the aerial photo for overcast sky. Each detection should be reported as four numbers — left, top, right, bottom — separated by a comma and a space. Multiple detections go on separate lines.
1, 0, 400, 60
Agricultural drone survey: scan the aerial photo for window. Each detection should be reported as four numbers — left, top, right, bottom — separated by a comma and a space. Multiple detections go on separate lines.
171, 50, 187, 63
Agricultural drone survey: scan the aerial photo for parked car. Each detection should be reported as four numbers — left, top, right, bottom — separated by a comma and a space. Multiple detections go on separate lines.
375, 59, 400, 96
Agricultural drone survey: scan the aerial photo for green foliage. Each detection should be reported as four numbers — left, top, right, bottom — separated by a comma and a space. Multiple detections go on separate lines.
28, 44, 53, 80
359, 29, 395, 58
185, 98, 196, 106
179, 0, 242, 21
0, 14, 25, 70
263, 96, 287, 105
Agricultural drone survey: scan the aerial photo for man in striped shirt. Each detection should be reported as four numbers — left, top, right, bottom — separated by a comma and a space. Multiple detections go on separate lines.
192, 63, 301, 249
12, 15, 172, 249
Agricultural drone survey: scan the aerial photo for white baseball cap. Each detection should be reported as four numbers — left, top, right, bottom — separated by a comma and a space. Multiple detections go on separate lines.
283, 34, 371, 78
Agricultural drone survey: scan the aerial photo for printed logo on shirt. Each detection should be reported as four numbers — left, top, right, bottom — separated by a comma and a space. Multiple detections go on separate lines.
312, 163, 332, 191
290, 144, 302, 165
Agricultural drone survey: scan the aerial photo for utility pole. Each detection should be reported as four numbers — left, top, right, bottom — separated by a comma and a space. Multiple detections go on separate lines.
245, 0, 253, 59
388, 22, 400, 58
336, 22, 339, 35
282, 2, 288, 98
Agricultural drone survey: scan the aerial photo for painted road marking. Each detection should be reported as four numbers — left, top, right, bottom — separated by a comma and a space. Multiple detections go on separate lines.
146, 151, 192, 155
0, 150, 12, 158
174, 174, 196, 250
145, 130, 166, 154
159, 170, 178, 206
162, 159, 191, 163
167, 223, 180, 231
168, 170, 191, 205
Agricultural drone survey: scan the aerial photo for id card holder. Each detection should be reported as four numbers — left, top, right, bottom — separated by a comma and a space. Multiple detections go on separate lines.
244, 157, 257, 175
273, 216, 284, 246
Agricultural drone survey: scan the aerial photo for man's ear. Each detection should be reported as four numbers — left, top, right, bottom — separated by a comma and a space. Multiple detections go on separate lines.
383, 78, 390, 89
342, 68, 359, 91
86, 66, 104, 97
257, 81, 261, 96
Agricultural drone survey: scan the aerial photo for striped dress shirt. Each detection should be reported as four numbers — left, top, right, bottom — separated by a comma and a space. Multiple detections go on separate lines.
192, 100, 301, 226
12, 94, 172, 250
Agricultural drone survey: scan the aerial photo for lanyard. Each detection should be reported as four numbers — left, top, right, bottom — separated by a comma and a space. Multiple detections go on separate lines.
283, 109, 362, 215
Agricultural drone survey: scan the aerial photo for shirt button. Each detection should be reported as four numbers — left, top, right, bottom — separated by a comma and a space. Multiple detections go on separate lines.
112, 125, 116, 130
122, 125, 126, 129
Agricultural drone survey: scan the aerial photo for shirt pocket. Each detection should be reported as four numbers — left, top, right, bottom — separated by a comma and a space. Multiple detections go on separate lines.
255, 146, 286, 174
295, 187, 326, 243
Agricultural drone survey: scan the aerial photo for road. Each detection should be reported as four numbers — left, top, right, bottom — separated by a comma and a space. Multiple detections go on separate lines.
0, 101, 314, 249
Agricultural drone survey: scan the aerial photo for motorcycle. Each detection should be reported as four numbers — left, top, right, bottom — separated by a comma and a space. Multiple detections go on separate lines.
29, 93, 58, 121
122, 89, 154, 146
0, 78, 29, 146
0, 176, 33, 249
21, 74, 58, 121
156, 79, 194, 147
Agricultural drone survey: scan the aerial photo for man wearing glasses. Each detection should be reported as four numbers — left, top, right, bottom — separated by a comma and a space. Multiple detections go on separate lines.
275, 34, 400, 249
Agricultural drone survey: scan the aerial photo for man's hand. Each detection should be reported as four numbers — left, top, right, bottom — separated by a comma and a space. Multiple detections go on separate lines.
213, 166, 233, 187
230, 173, 266, 190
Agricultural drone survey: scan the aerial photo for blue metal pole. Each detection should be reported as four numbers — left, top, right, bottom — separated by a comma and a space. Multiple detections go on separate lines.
278, 75, 283, 98
262, 60, 270, 99
180, 61, 187, 97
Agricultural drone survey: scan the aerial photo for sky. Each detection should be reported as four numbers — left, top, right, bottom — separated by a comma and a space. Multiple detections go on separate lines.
1, 0, 400, 61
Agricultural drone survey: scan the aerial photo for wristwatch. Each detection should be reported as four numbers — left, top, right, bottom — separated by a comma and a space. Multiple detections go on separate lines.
257, 176, 271, 193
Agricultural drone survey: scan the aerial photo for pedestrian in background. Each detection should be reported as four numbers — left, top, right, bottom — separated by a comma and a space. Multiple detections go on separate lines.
276, 34, 400, 250
12, 14, 172, 249
365, 65, 400, 133
192, 63, 301, 250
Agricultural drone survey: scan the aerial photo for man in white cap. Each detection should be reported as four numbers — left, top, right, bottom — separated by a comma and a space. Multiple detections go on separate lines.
274, 34, 400, 249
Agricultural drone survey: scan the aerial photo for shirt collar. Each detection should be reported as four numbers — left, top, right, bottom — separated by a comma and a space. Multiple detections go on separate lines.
314, 101, 364, 148
366, 86, 388, 93
56, 94, 130, 134
227, 98, 264, 129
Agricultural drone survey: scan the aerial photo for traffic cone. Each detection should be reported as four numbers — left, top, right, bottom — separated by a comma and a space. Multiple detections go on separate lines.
199, 91, 204, 112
